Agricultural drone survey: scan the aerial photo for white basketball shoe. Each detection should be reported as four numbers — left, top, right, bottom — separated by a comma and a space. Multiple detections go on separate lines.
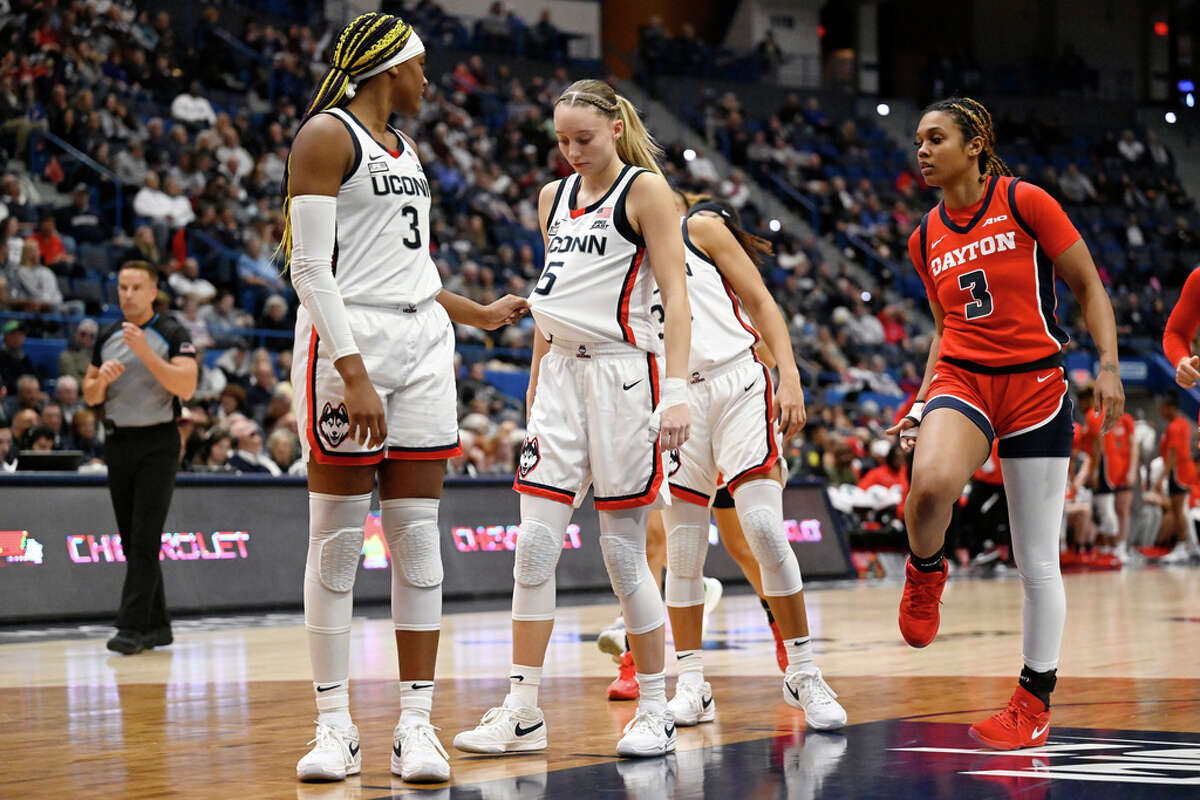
297, 721, 361, 781
392, 719, 451, 782
783, 667, 848, 730
453, 703, 548, 754
668, 680, 715, 726
616, 708, 677, 757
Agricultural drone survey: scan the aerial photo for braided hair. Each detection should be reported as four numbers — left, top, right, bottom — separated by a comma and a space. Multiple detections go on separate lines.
277, 13, 415, 266
555, 79, 665, 177
923, 96, 1012, 182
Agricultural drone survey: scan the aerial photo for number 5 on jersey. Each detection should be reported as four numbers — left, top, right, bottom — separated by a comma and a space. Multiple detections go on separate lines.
535, 261, 564, 296
958, 269, 993, 320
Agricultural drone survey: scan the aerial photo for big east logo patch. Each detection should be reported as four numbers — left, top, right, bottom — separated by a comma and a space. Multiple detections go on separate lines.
319, 402, 351, 447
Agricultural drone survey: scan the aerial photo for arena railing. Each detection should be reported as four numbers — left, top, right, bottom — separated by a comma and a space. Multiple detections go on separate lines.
27, 129, 127, 232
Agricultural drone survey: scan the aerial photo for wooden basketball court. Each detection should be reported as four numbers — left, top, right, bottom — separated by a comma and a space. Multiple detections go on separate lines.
2, 567, 1197, 798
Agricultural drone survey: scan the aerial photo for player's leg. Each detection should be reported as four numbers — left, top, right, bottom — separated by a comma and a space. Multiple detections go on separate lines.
297, 461, 375, 782
664, 499, 716, 726
601, 511, 668, 701
1114, 488, 1134, 559
730, 466, 846, 730
901, 405, 991, 647
713, 500, 788, 670
377, 459, 451, 783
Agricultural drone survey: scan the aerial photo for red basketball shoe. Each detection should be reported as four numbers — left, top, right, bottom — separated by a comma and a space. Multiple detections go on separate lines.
770, 621, 787, 673
968, 686, 1051, 750
898, 557, 948, 648
607, 651, 639, 700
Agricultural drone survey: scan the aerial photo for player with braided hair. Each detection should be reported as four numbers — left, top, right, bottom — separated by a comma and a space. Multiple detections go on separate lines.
285, 12, 527, 784
887, 96, 1123, 749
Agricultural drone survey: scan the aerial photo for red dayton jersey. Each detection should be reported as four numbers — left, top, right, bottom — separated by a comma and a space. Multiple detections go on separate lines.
908, 175, 1081, 370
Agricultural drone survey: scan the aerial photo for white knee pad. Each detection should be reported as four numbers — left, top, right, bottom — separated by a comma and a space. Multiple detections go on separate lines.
1094, 493, 1118, 536
1001, 457, 1069, 672
305, 491, 371, 684
599, 508, 665, 635
380, 497, 443, 632
512, 495, 573, 622
732, 479, 803, 597
664, 502, 711, 608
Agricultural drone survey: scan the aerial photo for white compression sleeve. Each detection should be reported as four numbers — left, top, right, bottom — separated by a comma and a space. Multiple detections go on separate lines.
289, 194, 359, 361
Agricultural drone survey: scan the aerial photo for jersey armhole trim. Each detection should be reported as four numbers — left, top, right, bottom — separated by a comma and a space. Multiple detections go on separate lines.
1007, 177, 1037, 239
917, 212, 930, 272
547, 177, 570, 223
322, 110, 361, 185
681, 217, 716, 266
613, 168, 646, 248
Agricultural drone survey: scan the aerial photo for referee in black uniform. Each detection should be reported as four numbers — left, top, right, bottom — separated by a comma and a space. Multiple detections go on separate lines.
82, 261, 197, 655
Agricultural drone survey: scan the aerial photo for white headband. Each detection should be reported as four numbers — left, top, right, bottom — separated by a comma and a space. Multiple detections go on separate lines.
345, 31, 425, 97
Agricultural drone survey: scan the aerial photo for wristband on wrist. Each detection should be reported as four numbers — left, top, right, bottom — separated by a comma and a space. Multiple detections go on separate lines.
903, 401, 924, 425
656, 377, 688, 412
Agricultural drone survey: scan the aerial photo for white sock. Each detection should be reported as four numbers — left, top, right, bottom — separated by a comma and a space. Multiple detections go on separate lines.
314, 681, 352, 729
785, 636, 813, 672
399, 681, 434, 725
675, 649, 704, 687
505, 663, 542, 708
637, 671, 667, 715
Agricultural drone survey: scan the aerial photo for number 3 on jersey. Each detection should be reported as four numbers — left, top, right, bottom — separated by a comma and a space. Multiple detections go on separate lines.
534, 260, 564, 295
958, 269, 993, 320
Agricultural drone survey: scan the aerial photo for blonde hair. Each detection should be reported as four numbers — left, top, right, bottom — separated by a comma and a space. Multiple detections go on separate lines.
555, 80, 664, 177
924, 96, 1012, 182
277, 12, 416, 267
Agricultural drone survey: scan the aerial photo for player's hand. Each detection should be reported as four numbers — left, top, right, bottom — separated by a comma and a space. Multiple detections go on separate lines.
885, 417, 920, 452
1176, 355, 1200, 389
657, 402, 690, 452
1095, 368, 1125, 434
122, 322, 152, 361
98, 359, 125, 385
478, 294, 530, 330
342, 373, 386, 448
775, 376, 806, 440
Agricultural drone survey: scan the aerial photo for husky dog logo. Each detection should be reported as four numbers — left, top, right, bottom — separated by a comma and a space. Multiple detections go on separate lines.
668, 449, 681, 477
576, 345, 591, 359
519, 436, 540, 477
690, 371, 705, 384
318, 402, 351, 447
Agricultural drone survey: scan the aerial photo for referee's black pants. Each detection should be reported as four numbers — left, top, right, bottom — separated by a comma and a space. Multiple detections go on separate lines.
107, 422, 180, 633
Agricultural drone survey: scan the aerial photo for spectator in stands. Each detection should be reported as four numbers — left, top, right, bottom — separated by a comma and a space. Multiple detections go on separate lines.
720, 169, 752, 210
0, 425, 15, 472
194, 427, 234, 471
266, 427, 299, 474
114, 140, 150, 186
1057, 163, 1096, 205
3, 217, 23, 269
175, 295, 215, 350
171, 81, 217, 129
227, 417, 279, 475
0, 321, 36, 393
167, 257, 217, 305
122, 225, 160, 270
245, 353, 277, 424
20, 424, 54, 454
26, 214, 73, 271
39, 403, 69, 449
256, 294, 291, 344
204, 292, 252, 349
7, 239, 63, 312
190, 344, 226, 405
236, 234, 288, 308
1117, 130, 1146, 164
4, 373, 44, 419
0, 175, 35, 224
71, 408, 104, 464
687, 147, 721, 185
57, 184, 107, 243
57, 319, 98, 383
10, 408, 38, 447
54, 374, 84, 423
216, 383, 248, 422
756, 31, 784, 77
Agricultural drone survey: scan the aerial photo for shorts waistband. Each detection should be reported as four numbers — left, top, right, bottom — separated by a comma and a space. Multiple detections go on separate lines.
688, 351, 756, 384
550, 339, 646, 358
941, 351, 1063, 375
344, 295, 439, 315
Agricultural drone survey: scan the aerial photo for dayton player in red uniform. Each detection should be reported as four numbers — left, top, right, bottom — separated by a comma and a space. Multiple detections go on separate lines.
887, 97, 1123, 750
1164, 266, 1200, 403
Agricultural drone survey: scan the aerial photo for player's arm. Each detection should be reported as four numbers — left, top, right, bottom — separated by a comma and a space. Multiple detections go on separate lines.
688, 213, 804, 438
523, 181, 562, 418
1163, 268, 1200, 388
288, 114, 383, 447
886, 300, 943, 450
436, 290, 528, 329
1055, 239, 1123, 433
629, 172, 691, 450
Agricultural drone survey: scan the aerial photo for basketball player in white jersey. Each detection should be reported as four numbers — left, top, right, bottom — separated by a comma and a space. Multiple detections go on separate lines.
660, 193, 846, 730
282, 13, 527, 784
454, 79, 692, 758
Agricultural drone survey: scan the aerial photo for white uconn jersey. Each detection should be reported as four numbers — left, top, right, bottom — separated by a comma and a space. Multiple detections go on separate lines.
530, 165, 661, 354
322, 107, 442, 307
682, 214, 759, 373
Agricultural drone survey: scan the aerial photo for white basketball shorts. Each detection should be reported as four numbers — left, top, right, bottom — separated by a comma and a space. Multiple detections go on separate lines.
293, 299, 461, 465
514, 339, 669, 510
668, 352, 781, 507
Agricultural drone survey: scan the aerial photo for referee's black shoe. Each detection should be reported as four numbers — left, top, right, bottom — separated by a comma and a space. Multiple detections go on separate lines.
143, 626, 174, 648
106, 630, 145, 655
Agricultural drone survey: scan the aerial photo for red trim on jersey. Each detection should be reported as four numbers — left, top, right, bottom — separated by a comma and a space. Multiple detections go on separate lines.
670, 484, 712, 506
386, 442, 463, 461
387, 148, 401, 158
513, 477, 576, 505
726, 355, 779, 488
306, 325, 386, 466
719, 274, 760, 341
616, 247, 644, 345
569, 207, 586, 219
1164, 267, 1200, 368
596, 354, 664, 510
